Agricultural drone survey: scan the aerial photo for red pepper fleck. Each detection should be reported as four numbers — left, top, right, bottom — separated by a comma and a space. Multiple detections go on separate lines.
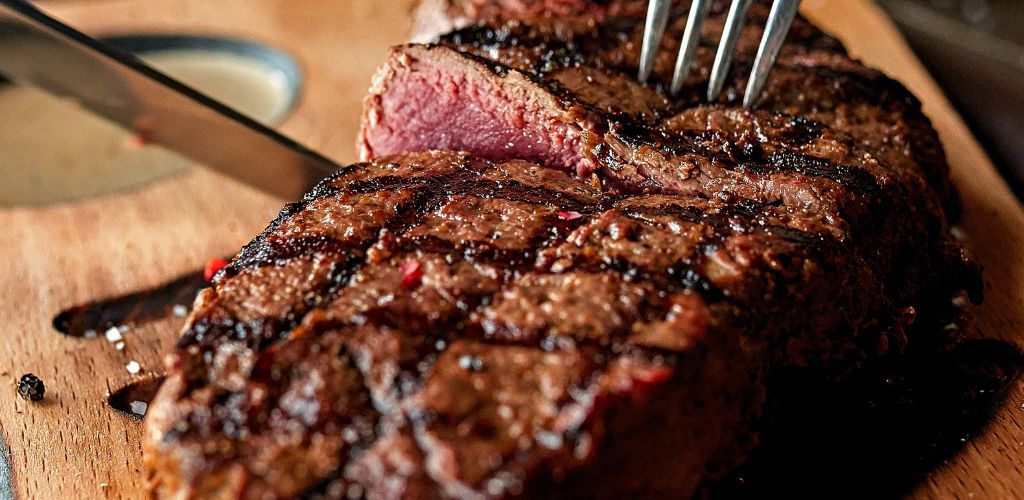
556, 211, 583, 221
633, 365, 673, 385
127, 117, 155, 148
204, 257, 229, 282
399, 260, 423, 290
123, 133, 150, 150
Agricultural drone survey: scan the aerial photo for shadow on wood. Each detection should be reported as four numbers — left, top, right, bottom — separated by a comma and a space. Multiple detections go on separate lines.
715, 335, 1022, 499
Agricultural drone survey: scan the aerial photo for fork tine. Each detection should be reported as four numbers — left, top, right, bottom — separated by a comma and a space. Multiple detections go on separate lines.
669, 0, 714, 96
638, 0, 671, 83
707, 0, 754, 102
743, 0, 801, 107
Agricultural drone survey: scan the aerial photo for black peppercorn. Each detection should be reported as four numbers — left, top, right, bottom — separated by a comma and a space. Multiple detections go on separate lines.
17, 373, 45, 402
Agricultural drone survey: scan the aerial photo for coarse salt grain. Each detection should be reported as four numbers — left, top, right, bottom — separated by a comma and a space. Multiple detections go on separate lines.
83, 329, 97, 339
125, 361, 141, 374
130, 400, 148, 416
172, 304, 188, 317
347, 484, 364, 500
535, 431, 563, 449
115, 342, 125, 351
105, 327, 123, 343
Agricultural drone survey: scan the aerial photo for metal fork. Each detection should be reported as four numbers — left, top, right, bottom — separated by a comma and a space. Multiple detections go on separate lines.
638, 0, 802, 107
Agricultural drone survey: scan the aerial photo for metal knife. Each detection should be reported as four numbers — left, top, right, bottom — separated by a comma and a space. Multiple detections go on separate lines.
0, 0, 340, 200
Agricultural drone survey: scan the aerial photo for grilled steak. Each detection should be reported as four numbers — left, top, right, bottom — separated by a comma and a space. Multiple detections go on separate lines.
145, 2, 979, 499
367, 3, 955, 213
360, 10, 970, 314
146, 149, 940, 498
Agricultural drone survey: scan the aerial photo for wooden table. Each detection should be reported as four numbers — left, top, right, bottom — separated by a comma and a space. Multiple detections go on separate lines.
1, 0, 1020, 497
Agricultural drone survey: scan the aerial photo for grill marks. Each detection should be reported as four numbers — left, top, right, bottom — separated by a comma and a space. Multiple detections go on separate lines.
154, 152, 848, 497
743, 152, 881, 196
619, 201, 833, 249
606, 119, 883, 198
181, 147, 858, 370
213, 154, 833, 352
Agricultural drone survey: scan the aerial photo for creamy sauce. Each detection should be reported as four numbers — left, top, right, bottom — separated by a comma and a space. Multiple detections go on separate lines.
0, 48, 297, 207
141, 50, 296, 125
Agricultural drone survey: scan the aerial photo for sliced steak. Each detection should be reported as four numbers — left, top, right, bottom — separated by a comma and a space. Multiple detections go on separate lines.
365, 5, 955, 215
145, 148, 955, 498
145, 4, 978, 498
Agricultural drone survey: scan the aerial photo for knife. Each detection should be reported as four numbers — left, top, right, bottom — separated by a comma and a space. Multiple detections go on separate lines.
0, 0, 340, 200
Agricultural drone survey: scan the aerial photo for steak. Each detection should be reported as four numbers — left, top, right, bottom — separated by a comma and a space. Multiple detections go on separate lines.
365, 3, 956, 214
360, 2, 968, 309
145, 2, 980, 499
146, 150, 941, 498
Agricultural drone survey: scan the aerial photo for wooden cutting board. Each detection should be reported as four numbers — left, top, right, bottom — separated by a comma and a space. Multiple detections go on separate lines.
1, 0, 1020, 498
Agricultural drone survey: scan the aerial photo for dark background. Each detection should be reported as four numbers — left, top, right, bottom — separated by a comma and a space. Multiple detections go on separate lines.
878, 0, 1024, 200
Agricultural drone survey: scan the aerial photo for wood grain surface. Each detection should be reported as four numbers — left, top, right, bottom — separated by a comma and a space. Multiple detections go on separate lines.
0, 0, 1019, 498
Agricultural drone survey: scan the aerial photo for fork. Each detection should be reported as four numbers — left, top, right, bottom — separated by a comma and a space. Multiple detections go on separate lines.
638, 0, 802, 107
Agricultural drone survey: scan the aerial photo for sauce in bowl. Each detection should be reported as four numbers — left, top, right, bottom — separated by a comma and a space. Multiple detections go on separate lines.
0, 36, 301, 207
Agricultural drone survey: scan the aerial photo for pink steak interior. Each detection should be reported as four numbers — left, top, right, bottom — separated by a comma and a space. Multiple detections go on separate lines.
360, 45, 598, 177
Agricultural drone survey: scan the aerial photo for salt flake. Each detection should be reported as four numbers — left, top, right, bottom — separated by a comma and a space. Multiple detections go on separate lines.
105, 327, 123, 343
129, 400, 148, 416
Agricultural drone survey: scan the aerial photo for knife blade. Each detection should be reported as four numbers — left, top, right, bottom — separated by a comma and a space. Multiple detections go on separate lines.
0, 0, 340, 200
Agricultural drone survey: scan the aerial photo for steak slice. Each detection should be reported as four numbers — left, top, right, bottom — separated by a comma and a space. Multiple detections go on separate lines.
364, 5, 955, 215
145, 149, 936, 498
